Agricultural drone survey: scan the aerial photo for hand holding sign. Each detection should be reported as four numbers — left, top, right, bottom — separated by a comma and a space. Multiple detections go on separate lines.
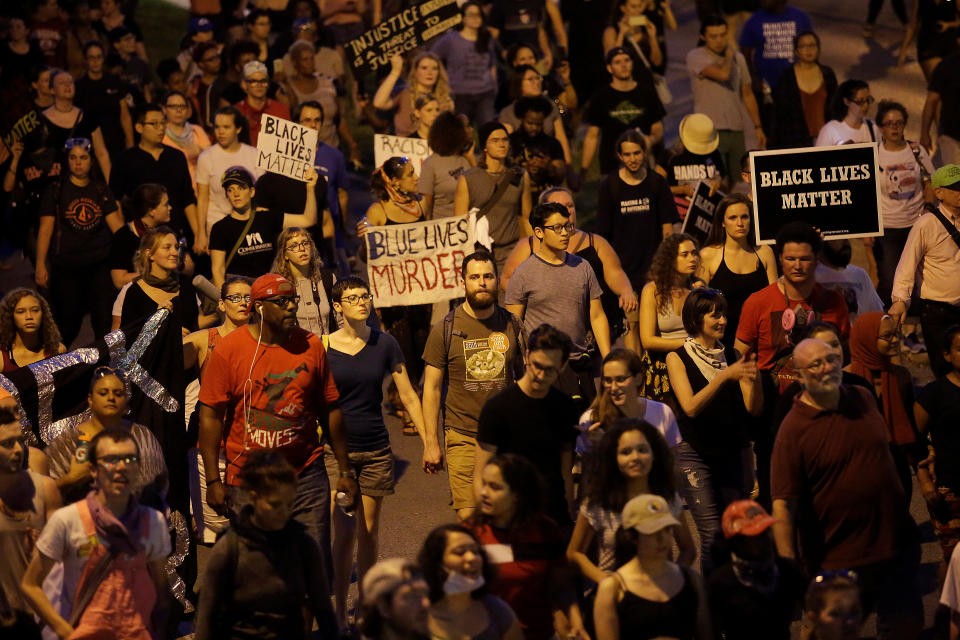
256, 114, 319, 182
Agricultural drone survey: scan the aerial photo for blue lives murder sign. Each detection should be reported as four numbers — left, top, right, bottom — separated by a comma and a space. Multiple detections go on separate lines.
345, 0, 461, 76
749, 143, 883, 245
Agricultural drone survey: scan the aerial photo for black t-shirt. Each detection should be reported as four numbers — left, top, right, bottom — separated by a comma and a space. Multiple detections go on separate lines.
508, 130, 564, 167
595, 170, 678, 288
39, 179, 118, 268
0, 41, 46, 85
254, 172, 328, 224
109, 146, 197, 239
586, 83, 666, 174
488, 0, 546, 49
665, 148, 725, 187
209, 208, 285, 279
477, 383, 578, 523
75, 73, 130, 158
708, 557, 807, 640
918, 377, 960, 490
109, 223, 141, 273
929, 52, 960, 141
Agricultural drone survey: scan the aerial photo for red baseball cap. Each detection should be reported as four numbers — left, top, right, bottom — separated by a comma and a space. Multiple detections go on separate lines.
721, 500, 778, 539
248, 274, 295, 312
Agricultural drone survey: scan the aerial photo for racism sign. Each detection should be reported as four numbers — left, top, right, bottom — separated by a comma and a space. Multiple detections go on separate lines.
374, 134, 432, 172
750, 143, 882, 244
680, 182, 723, 247
345, 0, 461, 76
365, 214, 475, 307
256, 114, 318, 181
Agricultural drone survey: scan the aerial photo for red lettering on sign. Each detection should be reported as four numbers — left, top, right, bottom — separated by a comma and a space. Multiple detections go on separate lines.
421, 257, 438, 289
404, 259, 423, 291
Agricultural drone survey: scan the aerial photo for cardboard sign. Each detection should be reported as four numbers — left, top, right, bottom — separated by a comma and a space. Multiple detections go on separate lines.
365, 214, 475, 307
680, 181, 723, 247
1, 77, 42, 149
345, 0, 462, 76
374, 134, 432, 172
256, 114, 318, 181
750, 143, 882, 244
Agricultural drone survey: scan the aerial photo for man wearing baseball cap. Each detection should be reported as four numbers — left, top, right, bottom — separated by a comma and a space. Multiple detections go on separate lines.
208, 164, 319, 289
357, 559, 431, 640
889, 163, 960, 375
198, 272, 355, 584
708, 500, 807, 640
235, 60, 290, 146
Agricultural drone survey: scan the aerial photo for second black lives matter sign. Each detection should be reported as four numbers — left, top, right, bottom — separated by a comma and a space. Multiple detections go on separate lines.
346, 0, 461, 76
750, 143, 883, 244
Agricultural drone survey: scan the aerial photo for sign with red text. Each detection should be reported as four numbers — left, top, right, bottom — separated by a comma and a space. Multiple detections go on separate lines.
750, 143, 882, 244
257, 114, 318, 181
374, 134, 432, 172
365, 214, 474, 307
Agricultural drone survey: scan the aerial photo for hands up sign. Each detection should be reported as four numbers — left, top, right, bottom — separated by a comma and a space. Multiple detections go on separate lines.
750, 143, 883, 244
346, 0, 462, 77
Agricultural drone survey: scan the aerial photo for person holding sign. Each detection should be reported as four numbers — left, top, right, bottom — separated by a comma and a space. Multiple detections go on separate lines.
373, 53, 454, 139
209, 165, 319, 289
698, 193, 777, 347
324, 275, 433, 629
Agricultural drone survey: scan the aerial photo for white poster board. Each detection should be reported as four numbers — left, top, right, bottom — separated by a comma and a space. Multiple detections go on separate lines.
256, 114, 318, 181
374, 134, 432, 171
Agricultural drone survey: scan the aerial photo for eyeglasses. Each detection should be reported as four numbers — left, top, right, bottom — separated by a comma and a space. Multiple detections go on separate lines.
881, 120, 905, 128
850, 96, 875, 106
540, 222, 575, 234
601, 375, 632, 386
800, 353, 842, 373
64, 137, 92, 151
143, 120, 166, 128
286, 240, 311, 251
245, 78, 269, 85
224, 294, 252, 303
878, 331, 900, 342
263, 295, 300, 308
97, 454, 139, 469
340, 293, 373, 305
165, 103, 188, 110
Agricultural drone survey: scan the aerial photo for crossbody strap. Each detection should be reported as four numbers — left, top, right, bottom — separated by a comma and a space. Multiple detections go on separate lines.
924, 203, 960, 250
224, 211, 257, 271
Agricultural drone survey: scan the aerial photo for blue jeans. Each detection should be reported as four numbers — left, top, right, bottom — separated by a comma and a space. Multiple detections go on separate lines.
676, 442, 752, 574
293, 455, 332, 587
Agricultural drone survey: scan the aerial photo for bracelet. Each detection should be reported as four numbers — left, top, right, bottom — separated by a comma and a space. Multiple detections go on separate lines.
206, 478, 222, 487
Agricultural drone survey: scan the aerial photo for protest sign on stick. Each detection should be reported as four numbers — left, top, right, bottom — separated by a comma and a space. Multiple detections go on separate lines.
345, 0, 461, 77
750, 143, 882, 244
365, 214, 475, 307
374, 134, 432, 171
680, 182, 723, 247
256, 114, 318, 181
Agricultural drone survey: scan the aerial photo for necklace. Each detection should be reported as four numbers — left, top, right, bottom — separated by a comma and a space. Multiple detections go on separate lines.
52, 103, 75, 113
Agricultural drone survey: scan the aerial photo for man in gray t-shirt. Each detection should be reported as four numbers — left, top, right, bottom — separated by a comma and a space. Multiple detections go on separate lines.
686, 16, 766, 184
505, 203, 610, 358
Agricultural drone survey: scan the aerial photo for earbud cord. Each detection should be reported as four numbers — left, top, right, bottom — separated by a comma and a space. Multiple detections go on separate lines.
235, 311, 264, 467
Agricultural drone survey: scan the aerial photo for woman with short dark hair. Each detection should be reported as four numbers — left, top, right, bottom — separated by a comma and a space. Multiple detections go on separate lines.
421, 112, 475, 220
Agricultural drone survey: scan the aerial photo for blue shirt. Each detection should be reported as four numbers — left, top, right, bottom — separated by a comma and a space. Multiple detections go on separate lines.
738, 7, 813, 89
315, 142, 348, 244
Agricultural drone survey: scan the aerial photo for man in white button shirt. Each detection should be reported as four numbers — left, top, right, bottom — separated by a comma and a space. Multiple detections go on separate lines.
889, 164, 960, 376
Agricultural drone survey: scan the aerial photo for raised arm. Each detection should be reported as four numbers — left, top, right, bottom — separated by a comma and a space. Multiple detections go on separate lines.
282, 168, 319, 228
372, 54, 405, 111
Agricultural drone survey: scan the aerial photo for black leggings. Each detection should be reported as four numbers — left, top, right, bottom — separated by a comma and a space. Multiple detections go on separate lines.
49, 260, 114, 347
868, 0, 908, 24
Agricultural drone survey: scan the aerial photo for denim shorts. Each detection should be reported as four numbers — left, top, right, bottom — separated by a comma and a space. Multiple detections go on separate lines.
325, 446, 396, 496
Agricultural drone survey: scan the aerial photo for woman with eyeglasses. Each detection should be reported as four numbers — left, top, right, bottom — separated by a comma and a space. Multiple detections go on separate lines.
271, 228, 339, 337
161, 90, 211, 191
847, 312, 918, 495
35, 136, 124, 347
665, 288, 762, 575
324, 276, 429, 628
40, 69, 112, 180
814, 79, 878, 147
359, 157, 432, 431
46, 367, 168, 506
771, 31, 837, 149
0, 288, 66, 372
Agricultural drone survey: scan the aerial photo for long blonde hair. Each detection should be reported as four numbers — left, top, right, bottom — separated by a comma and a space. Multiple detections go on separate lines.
406, 52, 451, 112
133, 225, 177, 277
270, 227, 325, 282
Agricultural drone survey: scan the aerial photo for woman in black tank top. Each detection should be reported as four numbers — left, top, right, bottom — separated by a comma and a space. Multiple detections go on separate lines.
698, 194, 775, 347
593, 494, 711, 640
499, 187, 640, 351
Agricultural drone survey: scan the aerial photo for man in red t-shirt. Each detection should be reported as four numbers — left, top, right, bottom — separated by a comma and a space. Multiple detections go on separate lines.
734, 222, 850, 372
198, 273, 355, 572
234, 60, 290, 146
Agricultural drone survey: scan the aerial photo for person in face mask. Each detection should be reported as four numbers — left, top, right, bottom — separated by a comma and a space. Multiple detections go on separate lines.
470, 454, 589, 640
813, 239, 883, 325
416, 524, 523, 640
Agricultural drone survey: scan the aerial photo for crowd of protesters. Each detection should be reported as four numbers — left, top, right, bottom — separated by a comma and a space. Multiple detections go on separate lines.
4, 0, 960, 639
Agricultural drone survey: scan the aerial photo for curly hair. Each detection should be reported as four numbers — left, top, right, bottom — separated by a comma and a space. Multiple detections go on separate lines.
582, 418, 677, 513
406, 52, 451, 113
0, 288, 62, 355
428, 111, 470, 156
370, 156, 411, 202
271, 227, 325, 282
647, 233, 700, 313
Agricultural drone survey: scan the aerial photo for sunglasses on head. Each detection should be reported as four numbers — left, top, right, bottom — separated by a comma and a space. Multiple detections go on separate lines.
65, 137, 93, 152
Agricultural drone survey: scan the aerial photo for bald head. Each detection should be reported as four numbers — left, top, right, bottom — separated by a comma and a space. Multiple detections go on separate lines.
793, 338, 842, 396
793, 338, 831, 368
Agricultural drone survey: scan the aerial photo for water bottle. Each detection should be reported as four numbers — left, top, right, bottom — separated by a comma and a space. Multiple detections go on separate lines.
335, 491, 355, 517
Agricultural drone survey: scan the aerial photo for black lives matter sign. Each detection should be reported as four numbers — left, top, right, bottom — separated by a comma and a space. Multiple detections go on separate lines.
680, 181, 723, 247
346, 0, 461, 77
750, 143, 882, 244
